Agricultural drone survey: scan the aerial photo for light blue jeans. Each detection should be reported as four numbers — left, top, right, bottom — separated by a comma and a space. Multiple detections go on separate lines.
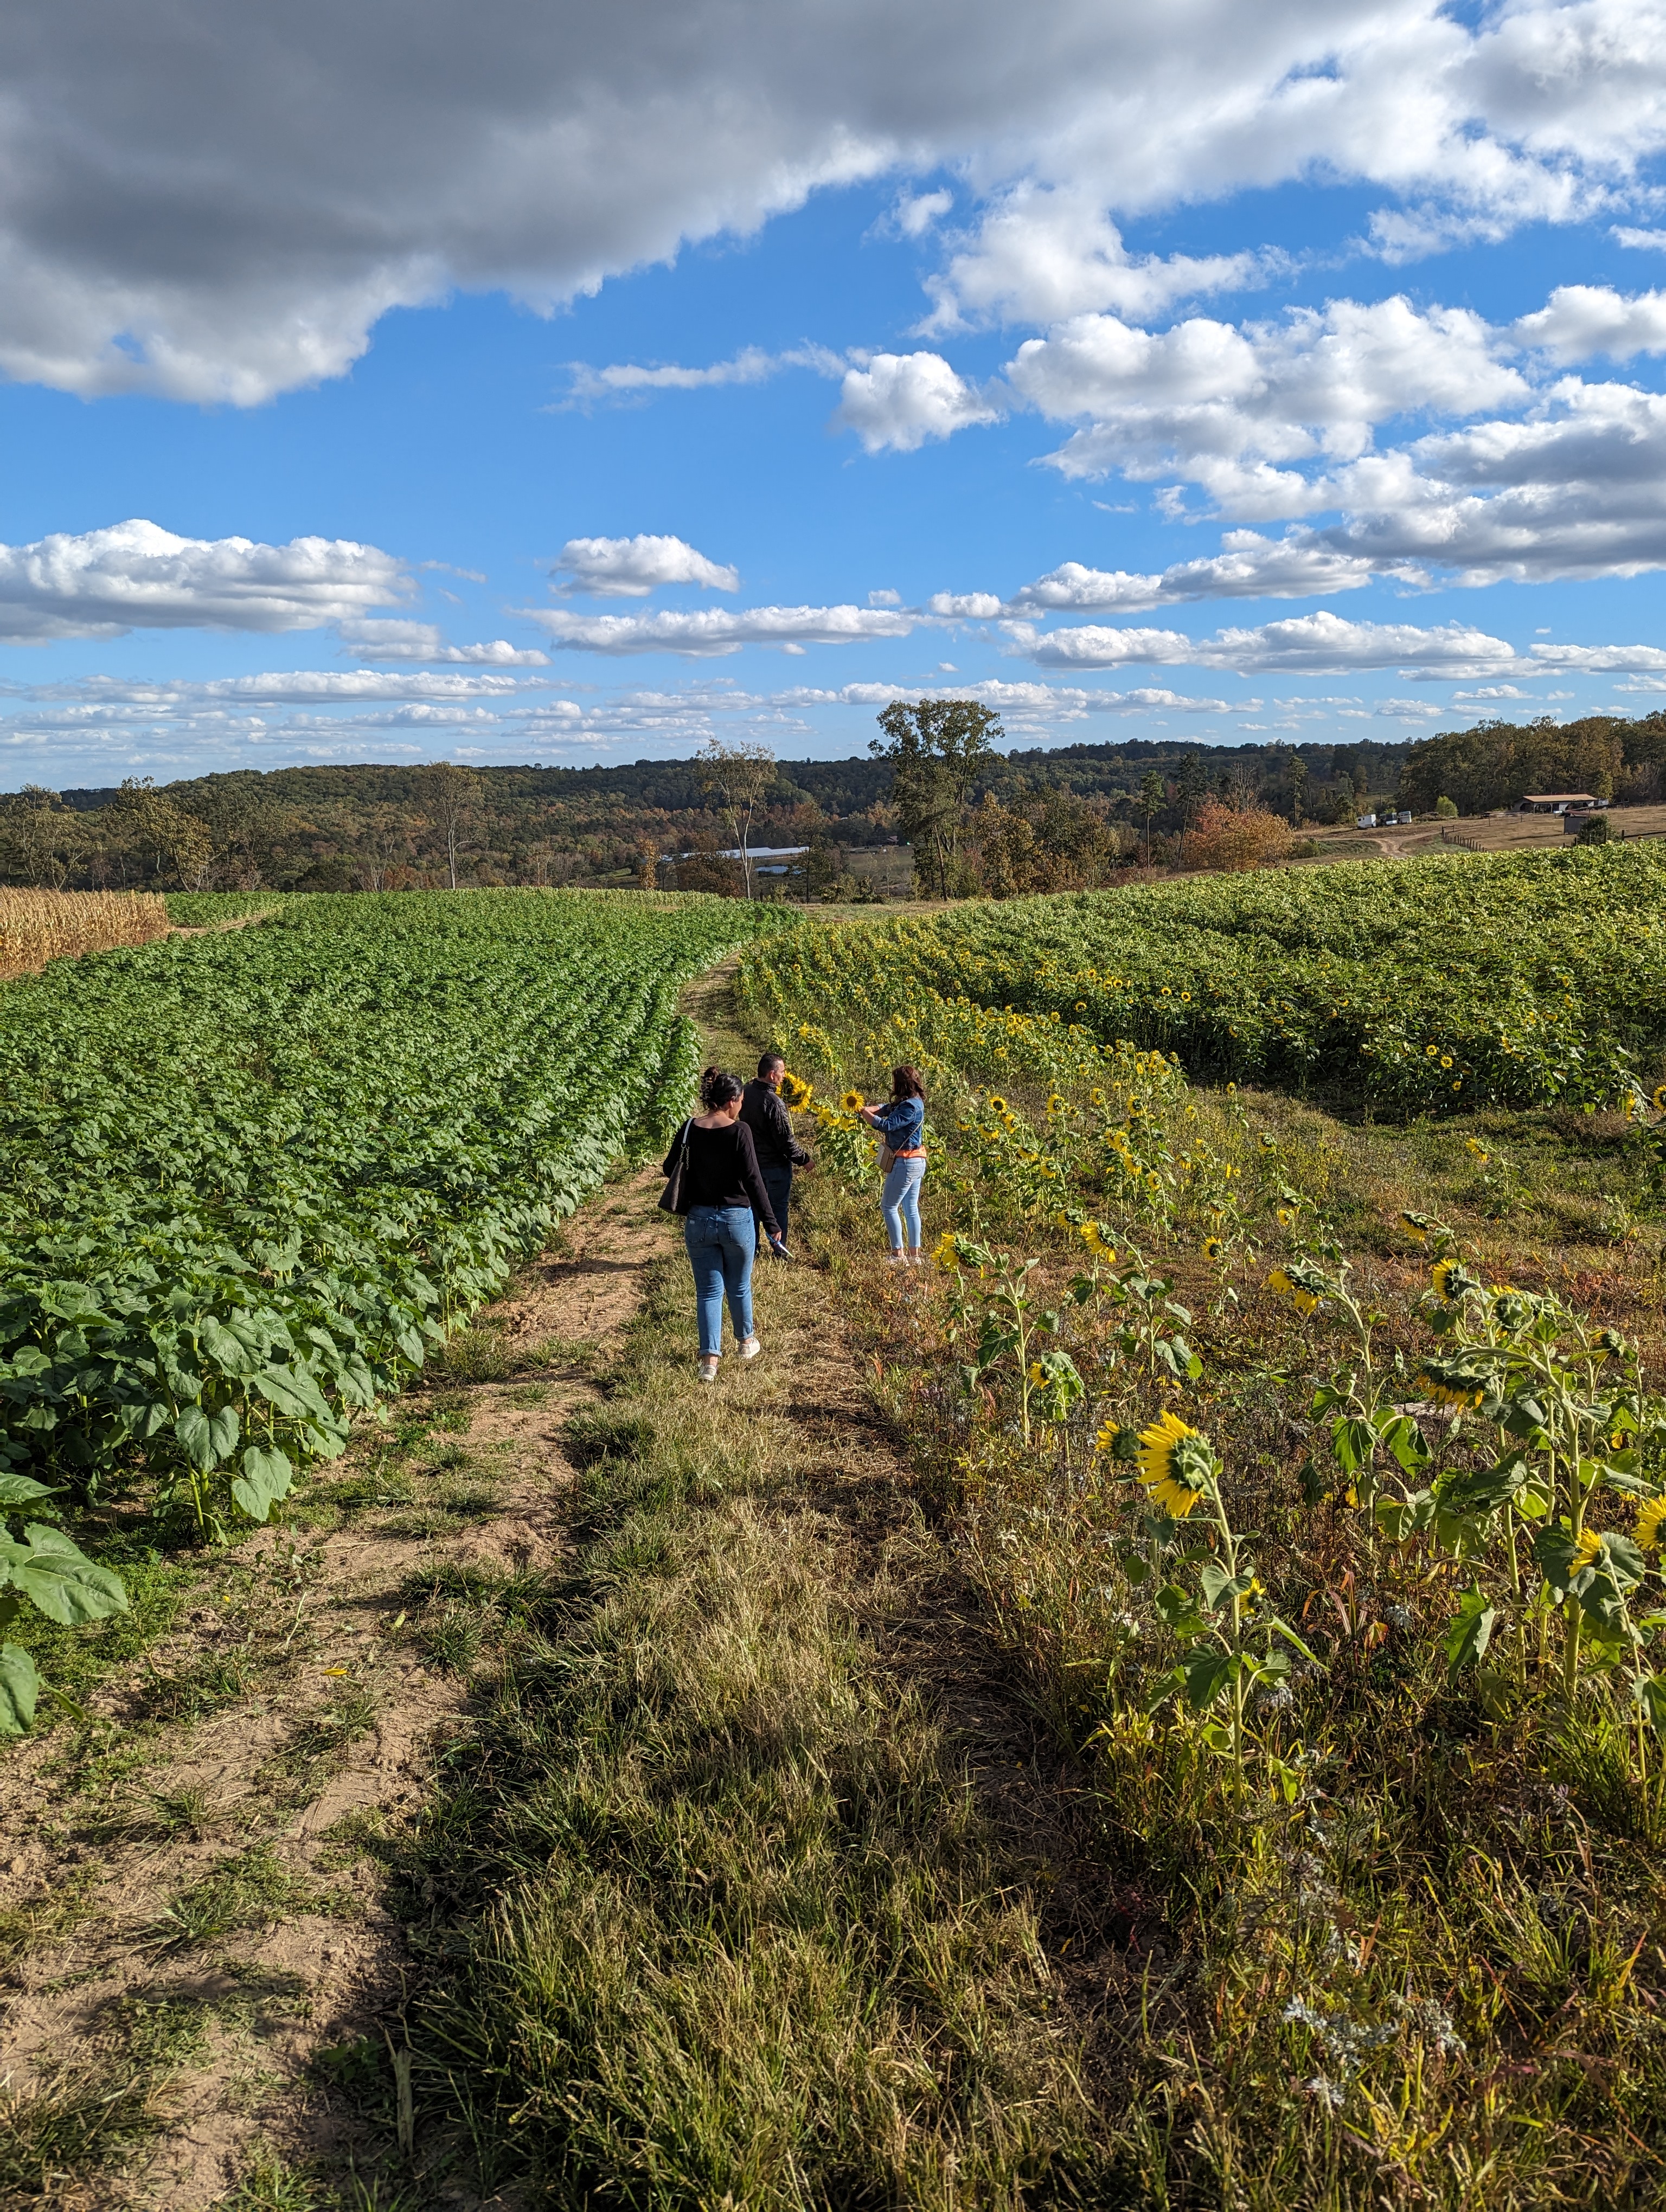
881, 1156, 926, 1253
684, 1204, 755, 1355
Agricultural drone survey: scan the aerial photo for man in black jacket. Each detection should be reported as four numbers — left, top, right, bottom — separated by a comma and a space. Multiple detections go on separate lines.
740, 1052, 812, 1253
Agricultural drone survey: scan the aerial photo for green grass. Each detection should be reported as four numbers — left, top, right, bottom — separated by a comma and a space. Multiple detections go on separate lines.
0, 2063, 163, 2198
394, 1249, 1108, 2206
150, 1843, 348, 1949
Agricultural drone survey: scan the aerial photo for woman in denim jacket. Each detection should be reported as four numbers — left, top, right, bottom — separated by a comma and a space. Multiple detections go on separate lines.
858, 1065, 927, 1264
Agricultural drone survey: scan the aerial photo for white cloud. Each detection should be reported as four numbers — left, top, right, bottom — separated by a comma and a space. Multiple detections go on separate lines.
1529, 640, 1666, 671
926, 591, 1005, 618
951, 284, 1666, 589
834, 352, 1004, 453
336, 619, 548, 664
0, 519, 409, 642
921, 185, 1274, 330
1020, 610, 1517, 675
563, 344, 843, 402
1005, 538, 1379, 613
1010, 295, 1529, 516
891, 189, 954, 239
1451, 683, 1540, 700
1513, 284, 1666, 363
1614, 226, 1666, 250
43, 670, 541, 708
522, 602, 916, 655
8, 1, 1666, 402
551, 534, 741, 596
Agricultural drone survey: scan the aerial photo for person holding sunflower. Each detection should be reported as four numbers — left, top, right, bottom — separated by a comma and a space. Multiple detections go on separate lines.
857, 1064, 928, 1263
740, 1051, 812, 1256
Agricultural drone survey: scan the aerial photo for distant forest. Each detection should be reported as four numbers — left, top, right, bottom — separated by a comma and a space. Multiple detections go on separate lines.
4, 709, 1664, 897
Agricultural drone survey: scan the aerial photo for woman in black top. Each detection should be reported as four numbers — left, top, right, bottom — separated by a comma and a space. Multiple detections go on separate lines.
662, 1068, 786, 1381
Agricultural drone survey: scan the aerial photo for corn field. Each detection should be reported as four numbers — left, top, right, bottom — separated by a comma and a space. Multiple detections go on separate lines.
0, 888, 171, 982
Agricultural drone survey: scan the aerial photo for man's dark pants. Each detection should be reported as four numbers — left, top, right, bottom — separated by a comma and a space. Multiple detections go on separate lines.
757, 1163, 792, 1252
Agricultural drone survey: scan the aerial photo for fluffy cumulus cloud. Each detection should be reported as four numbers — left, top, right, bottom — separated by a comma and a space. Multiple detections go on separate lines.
9, 0, 1666, 403
920, 284, 1666, 589
0, 519, 410, 642
834, 353, 1003, 453
523, 602, 917, 655
335, 620, 548, 664
550, 534, 740, 596
1017, 610, 1517, 676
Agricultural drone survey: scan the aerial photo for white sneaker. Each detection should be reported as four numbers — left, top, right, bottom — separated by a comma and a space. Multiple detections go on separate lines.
739, 1335, 762, 1362
697, 1355, 720, 1383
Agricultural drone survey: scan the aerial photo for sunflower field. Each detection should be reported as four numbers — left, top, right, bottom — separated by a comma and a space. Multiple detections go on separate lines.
0, 890, 786, 1723
751, 843, 1666, 1114
742, 859, 1666, 2200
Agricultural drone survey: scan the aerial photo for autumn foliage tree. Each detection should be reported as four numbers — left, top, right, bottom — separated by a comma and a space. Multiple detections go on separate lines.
1182, 798, 1294, 873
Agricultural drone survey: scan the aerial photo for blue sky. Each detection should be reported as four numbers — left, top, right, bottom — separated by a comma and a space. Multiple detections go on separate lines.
4, 0, 1666, 788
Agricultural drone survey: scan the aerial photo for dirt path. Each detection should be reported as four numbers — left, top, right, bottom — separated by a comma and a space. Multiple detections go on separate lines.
0, 1174, 665, 2209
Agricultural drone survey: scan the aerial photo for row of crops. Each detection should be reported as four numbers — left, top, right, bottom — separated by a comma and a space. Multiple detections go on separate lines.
749, 845, 1666, 1114
1, 891, 786, 1722
741, 865, 1666, 2194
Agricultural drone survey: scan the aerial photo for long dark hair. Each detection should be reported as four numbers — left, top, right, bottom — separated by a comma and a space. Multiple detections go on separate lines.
700, 1066, 743, 1111
890, 1064, 926, 1102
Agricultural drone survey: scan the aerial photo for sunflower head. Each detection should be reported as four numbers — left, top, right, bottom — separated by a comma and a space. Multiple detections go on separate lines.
1266, 1265, 1321, 1317
1654, 1082, 1666, 1115
1570, 1526, 1602, 1574
1400, 1210, 1432, 1243
1431, 1257, 1483, 1304
986, 1094, 1009, 1115
1636, 1496, 1666, 1551
1202, 1236, 1226, 1264
1080, 1220, 1116, 1261
1135, 1410, 1218, 1519
1047, 1094, 1066, 1116
840, 1089, 866, 1113
1412, 1354, 1488, 1409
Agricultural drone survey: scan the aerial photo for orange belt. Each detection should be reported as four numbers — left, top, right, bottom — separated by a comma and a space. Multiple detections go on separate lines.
888, 1146, 926, 1159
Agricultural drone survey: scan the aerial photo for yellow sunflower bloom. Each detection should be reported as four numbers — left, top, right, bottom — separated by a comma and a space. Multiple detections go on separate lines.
1654, 1082, 1666, 1114
1266, 1267, 1318, 1316
1636, 1496, 1666, 1551
1570, 1526, 1601, 1573
987, 1094, 1009, 1115
840, 1089, 866, 1113
1135, 1410, 1215, 1518
1202, 1236, 1225, 1263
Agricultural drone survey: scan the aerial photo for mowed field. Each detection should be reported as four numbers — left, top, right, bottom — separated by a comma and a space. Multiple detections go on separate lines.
1304, 800, 1666, 862
2, 859, 1664, 2210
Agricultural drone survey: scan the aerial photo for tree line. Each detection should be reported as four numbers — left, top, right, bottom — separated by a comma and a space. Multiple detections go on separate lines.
6, 708, 1656, 900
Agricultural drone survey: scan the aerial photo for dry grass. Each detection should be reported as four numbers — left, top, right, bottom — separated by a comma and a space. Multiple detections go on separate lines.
0, 888, 170, 981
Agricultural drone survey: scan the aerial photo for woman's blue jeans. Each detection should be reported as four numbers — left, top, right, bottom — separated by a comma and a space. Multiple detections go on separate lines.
684, 1204, 756, 1355
881, 1157, 926, 1253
